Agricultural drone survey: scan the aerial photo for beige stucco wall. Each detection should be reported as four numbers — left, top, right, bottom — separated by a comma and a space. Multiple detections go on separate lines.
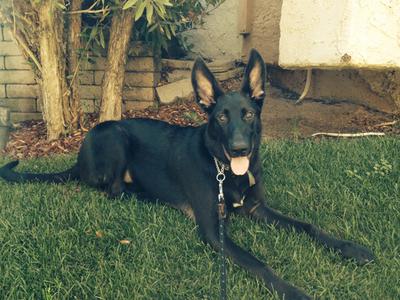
182, 0, 242, 61
279, 0, 400, 69
242, 0, 283, 64
239, 0, 400, 112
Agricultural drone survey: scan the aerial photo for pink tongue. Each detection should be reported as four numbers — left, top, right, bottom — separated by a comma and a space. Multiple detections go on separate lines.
230, 156, 250, 175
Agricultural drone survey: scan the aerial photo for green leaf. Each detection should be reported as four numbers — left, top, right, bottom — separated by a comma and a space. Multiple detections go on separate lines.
164, 25, 171, 40
163, 1, 173, 7
146, 3, 154, 23
170, 24, 176, 35
148, 23, 158, 33
99, 29, 105, 48
156, 0, 173, 7
135, 1, 147, 21
153, 2, 166, 19
160, 35, 168, 50
89, 26, 98, 41
55, 1, 66, 10
123, 0, 139, 10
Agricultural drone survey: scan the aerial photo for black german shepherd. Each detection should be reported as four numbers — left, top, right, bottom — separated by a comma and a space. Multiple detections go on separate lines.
0, 50, 374, 299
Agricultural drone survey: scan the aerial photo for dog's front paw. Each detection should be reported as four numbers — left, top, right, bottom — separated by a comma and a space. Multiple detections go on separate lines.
275, 283, 311, 300
339, 241, 375, 265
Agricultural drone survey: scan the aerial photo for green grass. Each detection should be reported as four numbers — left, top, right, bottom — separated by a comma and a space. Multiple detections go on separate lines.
0, 138, 399, 299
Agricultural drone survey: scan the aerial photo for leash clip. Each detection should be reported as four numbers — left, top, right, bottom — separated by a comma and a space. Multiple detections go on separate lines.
214, 157, 227, 220
217, 178, 227, 220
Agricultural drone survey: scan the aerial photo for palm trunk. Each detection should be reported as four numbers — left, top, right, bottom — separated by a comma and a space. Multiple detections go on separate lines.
99, 8, 134, 122
66, 0, 83, 129
38, 1, 72, 140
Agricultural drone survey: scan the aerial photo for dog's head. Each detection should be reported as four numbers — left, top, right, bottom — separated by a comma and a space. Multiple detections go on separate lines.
192, 49, 266, 175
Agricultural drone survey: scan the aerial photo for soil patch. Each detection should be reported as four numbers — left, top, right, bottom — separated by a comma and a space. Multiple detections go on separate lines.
263, 86, 399, 139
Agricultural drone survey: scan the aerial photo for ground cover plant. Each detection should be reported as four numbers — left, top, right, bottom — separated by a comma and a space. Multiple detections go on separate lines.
0, 137, 399, 299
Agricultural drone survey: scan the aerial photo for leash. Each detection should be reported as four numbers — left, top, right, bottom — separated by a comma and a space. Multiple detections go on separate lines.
214, 157, 228, 300
213, 157, 257, 299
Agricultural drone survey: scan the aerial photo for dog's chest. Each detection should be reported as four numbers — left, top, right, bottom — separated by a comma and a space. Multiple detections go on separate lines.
225, 171, 256, 208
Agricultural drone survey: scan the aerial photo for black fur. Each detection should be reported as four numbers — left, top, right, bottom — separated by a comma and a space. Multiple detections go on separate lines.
0, 49, 374, 299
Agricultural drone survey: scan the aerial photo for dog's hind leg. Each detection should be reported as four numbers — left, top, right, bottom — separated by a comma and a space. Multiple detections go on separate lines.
83, 164, 133, 199
106, 168, 137, 199
239, 184, 375, 265
107, 177, 127, 198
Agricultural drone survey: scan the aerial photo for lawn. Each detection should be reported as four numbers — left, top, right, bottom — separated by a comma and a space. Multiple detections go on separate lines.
0, 138, 399, 299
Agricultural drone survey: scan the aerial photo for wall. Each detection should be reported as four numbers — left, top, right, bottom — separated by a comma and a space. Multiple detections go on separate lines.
241, 0, 283, 64
279, 0, 400, 69
0, 23, 159, 124
241, 0, 400, 112
0, 24, 41, 123
182, 0, 242, 61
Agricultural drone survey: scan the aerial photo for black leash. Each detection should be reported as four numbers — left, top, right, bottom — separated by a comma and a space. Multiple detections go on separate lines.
214, 158, 227, 300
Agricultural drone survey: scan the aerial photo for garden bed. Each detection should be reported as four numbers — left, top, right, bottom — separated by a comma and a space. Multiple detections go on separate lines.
2, 78, 399, 158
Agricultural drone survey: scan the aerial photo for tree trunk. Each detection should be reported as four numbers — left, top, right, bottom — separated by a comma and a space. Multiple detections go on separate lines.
38, 1, 72, 140
66, 0, 83, 129
99, 8, 134, 122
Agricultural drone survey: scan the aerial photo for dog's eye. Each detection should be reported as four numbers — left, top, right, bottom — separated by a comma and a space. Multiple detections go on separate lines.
244, 111, 255, 121
217, 114, 228, 124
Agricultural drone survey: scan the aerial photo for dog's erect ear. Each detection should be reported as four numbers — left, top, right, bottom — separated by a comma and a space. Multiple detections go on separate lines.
241, 49, 266, 102
191, 58, 224, 113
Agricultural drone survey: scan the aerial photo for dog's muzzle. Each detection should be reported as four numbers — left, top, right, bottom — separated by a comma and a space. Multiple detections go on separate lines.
222, 145, 253, 176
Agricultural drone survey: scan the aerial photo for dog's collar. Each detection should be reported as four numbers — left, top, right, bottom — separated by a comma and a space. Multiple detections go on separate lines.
213, 157, 230, 172
213, 157, 256, 208
213, 157, 255, 181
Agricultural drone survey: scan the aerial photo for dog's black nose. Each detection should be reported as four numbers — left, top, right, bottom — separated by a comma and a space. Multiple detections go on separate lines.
231, 141, 249, 157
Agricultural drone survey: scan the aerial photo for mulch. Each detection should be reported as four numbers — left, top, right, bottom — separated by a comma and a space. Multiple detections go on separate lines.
2, 78, 242, 159
2, 100, 208, 159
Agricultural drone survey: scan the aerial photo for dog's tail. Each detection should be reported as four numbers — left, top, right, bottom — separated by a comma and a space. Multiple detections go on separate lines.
0, 160, 79, 183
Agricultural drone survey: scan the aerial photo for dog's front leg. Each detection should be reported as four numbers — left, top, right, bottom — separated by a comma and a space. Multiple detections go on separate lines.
195, 211, 311, 300
240, 183, 375, 265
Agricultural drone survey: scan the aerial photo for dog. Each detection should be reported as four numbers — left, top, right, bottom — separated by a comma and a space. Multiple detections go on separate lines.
0, 49, 374, 299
